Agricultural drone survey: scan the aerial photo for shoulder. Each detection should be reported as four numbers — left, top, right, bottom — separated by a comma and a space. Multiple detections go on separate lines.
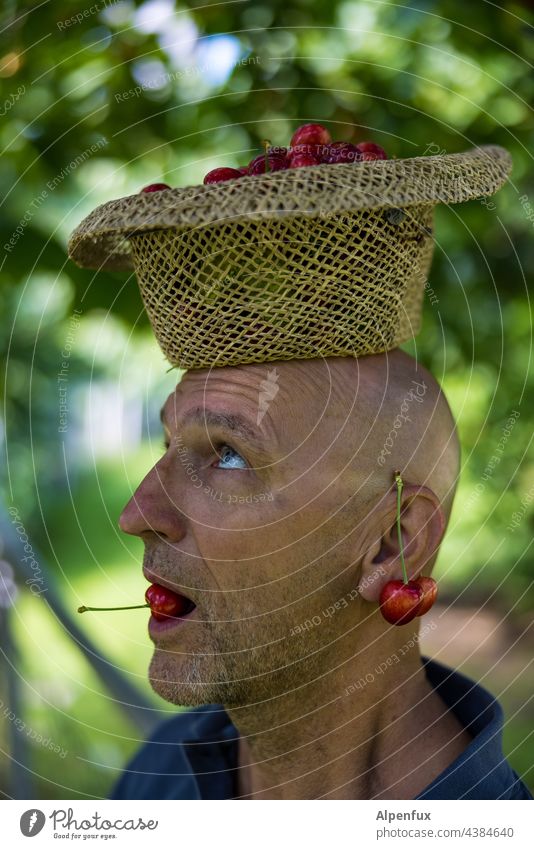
418, 657, 533, 800
108, 705, 223, 800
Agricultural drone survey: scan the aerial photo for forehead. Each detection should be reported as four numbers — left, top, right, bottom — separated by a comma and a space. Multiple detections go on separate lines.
161, 360, 348, 442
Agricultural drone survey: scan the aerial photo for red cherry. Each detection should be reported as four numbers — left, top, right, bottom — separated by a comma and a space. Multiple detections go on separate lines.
414, 576, 438, 616
322, 142, 361, 164
145, 583, 194, 621
140, 183, 171, 193
379, 580, 423, 626
356, 142, 388, 161
237, 166, 249, 176
290, 123, 332, 148
247, 152, 289, 174
288, 142, 325, 160
289, 153, 321, 169
203, 167, 243, 184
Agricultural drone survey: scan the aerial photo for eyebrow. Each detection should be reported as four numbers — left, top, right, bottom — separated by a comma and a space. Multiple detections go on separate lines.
160, 405, 272, 460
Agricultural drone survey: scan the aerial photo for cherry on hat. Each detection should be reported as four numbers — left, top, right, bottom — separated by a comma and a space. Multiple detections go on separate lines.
67, 145, 512, 370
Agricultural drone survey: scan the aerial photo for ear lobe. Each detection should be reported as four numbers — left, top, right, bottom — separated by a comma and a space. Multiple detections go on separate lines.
356, 484, 445, 603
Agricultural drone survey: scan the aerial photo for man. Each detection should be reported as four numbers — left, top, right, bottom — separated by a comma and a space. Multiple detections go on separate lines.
68, 137, 528, 798
109, 350, 531, 799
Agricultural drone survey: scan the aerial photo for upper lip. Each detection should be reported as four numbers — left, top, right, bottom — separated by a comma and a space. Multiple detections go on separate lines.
142, 566, 196, 605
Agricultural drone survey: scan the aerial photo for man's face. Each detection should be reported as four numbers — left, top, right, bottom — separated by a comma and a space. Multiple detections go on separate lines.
119, 359, 373, 706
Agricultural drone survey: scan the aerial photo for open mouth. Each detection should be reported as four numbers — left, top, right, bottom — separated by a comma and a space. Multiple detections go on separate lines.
172, 593, 196, 618
145, 581, 197, 623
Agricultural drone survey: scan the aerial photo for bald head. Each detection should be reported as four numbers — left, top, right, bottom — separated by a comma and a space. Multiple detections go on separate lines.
317, 349, 461, 523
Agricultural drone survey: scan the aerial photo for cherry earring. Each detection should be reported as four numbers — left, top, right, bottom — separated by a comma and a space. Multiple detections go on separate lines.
378, 470, 438, 626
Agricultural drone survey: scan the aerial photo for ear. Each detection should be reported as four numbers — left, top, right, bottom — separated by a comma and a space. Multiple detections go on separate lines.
357, 483, 445, 602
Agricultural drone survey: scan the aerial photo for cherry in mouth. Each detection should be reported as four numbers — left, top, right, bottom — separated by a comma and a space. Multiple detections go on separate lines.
145, 583, 196, 621
78, 582, 196, 621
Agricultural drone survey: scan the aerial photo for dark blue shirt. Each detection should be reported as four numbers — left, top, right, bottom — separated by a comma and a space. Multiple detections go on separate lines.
110, 657, 533, 800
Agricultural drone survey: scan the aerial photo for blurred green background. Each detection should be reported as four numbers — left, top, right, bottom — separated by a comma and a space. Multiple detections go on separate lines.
0, 0, 533, 798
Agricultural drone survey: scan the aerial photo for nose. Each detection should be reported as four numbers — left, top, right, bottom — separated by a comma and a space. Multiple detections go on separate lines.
119, 462, 186, 543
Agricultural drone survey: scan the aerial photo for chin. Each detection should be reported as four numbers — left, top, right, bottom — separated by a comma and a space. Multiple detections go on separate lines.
148, 648, 248, 707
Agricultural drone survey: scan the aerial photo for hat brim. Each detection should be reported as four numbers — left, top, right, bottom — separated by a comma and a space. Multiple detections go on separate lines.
68, 145, 512, 272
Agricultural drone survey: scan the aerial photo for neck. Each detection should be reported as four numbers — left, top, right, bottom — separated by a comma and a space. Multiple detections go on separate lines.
226, 638, 470, 800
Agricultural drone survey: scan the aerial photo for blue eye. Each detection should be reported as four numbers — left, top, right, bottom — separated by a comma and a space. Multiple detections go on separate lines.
214, 445, 248, 470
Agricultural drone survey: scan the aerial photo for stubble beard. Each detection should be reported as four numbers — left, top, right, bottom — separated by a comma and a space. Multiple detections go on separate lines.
147, 602, 335, 709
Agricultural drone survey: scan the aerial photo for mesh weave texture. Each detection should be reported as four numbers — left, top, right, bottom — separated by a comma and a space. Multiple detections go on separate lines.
129, 204, 434, 368
66, 145, 512, 369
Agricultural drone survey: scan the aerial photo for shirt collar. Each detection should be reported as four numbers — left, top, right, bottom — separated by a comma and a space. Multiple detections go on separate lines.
182, 705, 239, 799
415, 656, 520, 799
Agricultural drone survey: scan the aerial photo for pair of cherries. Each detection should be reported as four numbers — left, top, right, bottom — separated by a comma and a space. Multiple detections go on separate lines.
378, 471, 438, 626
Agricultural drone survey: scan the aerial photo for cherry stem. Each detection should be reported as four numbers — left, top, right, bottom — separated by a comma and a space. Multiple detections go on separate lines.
77, 603, 149, 614
394, 470, 408, 585
262, 138, 271, 172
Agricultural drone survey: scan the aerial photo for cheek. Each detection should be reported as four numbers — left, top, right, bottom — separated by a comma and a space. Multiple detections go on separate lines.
188, 488, 287, 564
187, 483, 346, 601
181, 473, 281, 524
189, 517, 306, 618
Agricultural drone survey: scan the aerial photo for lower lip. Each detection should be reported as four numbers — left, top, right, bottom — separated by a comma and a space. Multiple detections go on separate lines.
148, 606, 197, 637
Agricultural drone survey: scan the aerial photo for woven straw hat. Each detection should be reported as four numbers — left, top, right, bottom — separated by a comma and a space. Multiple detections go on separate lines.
68, 145, 511, 369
